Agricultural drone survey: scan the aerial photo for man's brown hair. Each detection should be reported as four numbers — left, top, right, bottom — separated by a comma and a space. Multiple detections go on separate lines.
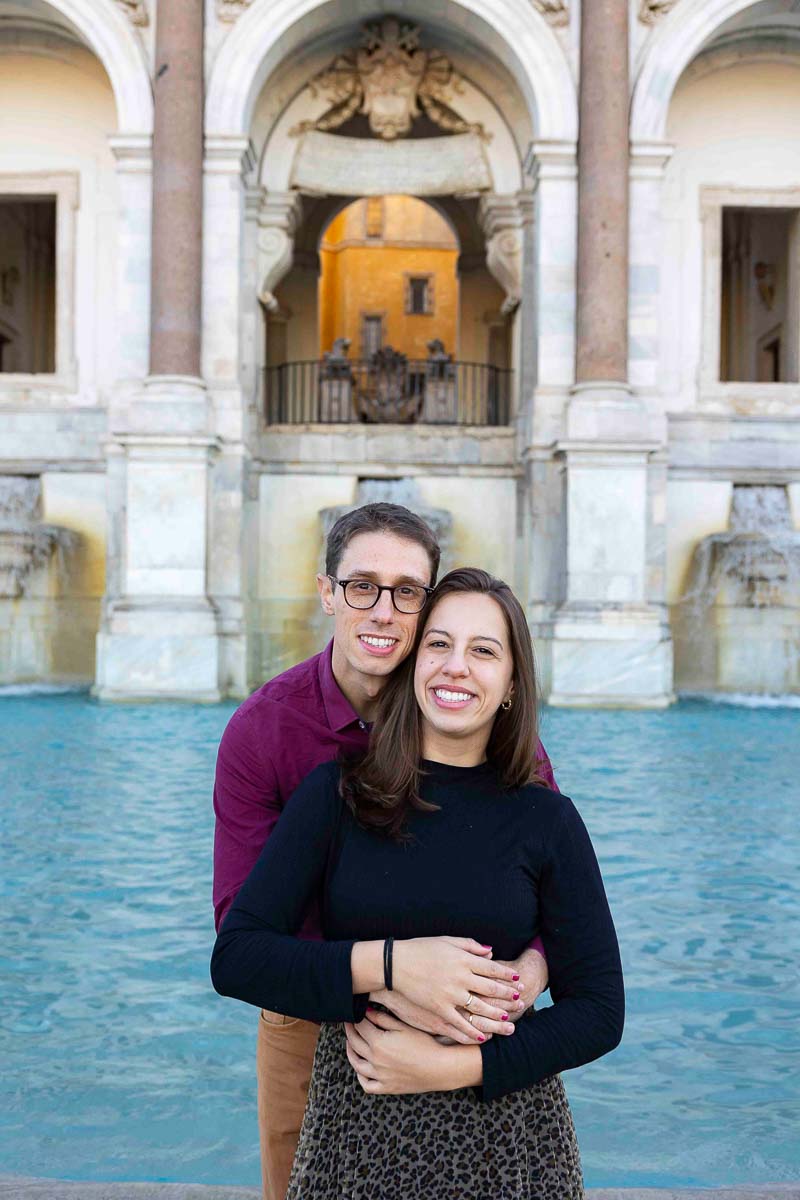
340, 566, 545, 840
325, 502, 441, 584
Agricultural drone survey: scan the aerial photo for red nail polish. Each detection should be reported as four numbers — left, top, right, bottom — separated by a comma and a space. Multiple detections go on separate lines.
481, 944, 492, 949
512, 992, 520, 1000
512, 973, 520, 981
366, 1005, 375, 1011
478, 1035, 486, 1042
501, 1013, 509, 1021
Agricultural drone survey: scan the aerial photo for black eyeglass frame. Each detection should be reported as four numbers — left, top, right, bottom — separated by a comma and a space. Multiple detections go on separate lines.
327, 575, 434, 614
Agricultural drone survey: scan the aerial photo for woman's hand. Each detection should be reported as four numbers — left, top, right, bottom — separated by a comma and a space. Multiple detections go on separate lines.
344, 1008, 483, 1095
392, 936, 523, 1044
369, 988, 517, 1044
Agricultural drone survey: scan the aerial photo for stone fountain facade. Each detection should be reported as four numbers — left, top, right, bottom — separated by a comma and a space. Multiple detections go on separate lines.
0, 477, 80, 684
676, 487, 800, 695
2, 1, 800, 701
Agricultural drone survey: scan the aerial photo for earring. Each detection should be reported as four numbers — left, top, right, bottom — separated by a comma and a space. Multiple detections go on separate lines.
500, 697, 512, 711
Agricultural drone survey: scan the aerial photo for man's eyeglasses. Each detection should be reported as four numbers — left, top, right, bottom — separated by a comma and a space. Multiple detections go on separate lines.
328, 576, 433, 614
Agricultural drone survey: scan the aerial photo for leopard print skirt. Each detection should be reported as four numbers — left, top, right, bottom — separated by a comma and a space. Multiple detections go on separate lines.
286, 1021, 584, 1200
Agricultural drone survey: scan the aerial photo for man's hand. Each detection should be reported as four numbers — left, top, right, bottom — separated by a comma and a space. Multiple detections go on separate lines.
493, 946, 548, 1020
344, 1008, 483, 1095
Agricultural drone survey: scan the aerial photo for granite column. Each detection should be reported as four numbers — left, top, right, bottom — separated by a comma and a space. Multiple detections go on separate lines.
548, 0, 673, 708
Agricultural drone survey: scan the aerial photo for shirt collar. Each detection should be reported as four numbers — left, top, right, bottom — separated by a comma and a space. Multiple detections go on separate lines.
318, 639, 363, 732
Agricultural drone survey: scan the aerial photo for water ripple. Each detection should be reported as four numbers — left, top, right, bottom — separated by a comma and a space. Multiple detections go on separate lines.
0, 693, 798, 1188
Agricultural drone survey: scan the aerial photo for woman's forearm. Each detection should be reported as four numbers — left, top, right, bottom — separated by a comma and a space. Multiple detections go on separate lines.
350, 940, 385, 993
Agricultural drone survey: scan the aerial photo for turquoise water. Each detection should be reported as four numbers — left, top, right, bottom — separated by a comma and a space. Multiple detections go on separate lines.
1, 692, 798, 1188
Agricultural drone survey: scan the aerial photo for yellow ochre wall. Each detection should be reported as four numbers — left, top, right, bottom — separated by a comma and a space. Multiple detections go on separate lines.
319, 195, 459, 360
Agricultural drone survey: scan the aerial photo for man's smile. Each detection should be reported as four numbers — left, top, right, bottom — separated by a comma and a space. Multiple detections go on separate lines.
358, 634, 400, 655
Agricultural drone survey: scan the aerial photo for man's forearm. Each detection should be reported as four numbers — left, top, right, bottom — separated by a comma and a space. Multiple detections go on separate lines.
434, 1042, 483, 1089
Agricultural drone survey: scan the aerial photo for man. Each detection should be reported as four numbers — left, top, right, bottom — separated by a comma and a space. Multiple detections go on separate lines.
213, 502, 556, 1200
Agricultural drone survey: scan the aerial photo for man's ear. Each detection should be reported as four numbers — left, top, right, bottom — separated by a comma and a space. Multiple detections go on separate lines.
316, 573, 335, 616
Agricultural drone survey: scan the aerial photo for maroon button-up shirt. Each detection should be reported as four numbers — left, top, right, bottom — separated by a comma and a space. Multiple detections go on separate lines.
213, 640, 558, 935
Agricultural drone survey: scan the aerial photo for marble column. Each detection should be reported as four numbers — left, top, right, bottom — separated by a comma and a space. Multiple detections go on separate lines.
548, 0, 674, 708
95, 0, 222, 701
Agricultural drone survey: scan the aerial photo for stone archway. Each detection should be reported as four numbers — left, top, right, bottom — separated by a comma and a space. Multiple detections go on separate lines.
253, 22, 529, 336
34, 0, 153, 132
205, 0, 577, 143
631, 0, 769, 141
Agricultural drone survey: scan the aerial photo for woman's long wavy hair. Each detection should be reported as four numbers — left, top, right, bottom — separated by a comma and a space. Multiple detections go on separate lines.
340, 567, 545, 840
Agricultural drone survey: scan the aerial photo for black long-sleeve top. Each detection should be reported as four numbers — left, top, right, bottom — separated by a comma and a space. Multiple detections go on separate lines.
211, 758, 624, 1102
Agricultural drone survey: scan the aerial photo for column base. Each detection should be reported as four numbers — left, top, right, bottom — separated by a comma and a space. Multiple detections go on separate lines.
547, 603, 675, 709
94, 597, 221, 702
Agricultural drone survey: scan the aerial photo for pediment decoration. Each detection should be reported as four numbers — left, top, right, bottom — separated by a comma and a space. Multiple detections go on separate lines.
291, 17, 488, 143
115, 0, 148, 26
531, 0, 569, 27
639, 0, 679, 23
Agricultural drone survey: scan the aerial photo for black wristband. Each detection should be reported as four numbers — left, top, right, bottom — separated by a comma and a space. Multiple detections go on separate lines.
383, 936, 394, 991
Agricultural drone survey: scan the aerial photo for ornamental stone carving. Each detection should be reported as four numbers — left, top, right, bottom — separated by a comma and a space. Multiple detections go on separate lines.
479, 196, 525, 316
216, 0, 254, 22
257, 193, 302, 313
531, 0, 569, 27
292, 17, 487, 142
639, 0, 679, 23
115, 0, 148, 26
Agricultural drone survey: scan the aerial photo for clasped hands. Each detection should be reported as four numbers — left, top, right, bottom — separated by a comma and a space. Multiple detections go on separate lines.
345, 937, 547, 1096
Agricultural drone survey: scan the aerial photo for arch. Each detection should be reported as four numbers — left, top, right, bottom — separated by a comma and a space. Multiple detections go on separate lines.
206, 0, 577, 143
631, 0, 770, 141
33, 0, 153, 131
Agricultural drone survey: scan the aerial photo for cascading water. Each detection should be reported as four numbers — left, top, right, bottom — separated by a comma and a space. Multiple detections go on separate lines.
676, 485, 800, 695
0, 476, 79, 683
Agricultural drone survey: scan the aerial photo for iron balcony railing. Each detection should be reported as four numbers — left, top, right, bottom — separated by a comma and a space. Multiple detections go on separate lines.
263, 359, 513, 426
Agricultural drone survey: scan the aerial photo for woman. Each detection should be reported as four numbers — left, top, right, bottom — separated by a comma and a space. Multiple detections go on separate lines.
212, 568, 624, 1198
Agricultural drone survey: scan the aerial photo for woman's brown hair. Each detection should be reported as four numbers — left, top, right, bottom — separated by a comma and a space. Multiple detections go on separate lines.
340, 567, 545, 840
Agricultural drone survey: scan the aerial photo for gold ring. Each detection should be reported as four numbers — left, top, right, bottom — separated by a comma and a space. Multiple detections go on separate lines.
465, 992, 475, 1010
467, 1012, 475, 1025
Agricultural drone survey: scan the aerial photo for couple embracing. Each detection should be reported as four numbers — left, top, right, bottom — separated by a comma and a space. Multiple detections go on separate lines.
211, 502, 624, 1200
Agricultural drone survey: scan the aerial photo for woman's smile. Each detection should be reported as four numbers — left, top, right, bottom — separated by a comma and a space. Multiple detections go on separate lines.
429, 685, 477, 709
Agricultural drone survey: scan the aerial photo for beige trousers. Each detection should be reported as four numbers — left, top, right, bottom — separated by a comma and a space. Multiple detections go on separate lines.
256, 1009, 320, 1200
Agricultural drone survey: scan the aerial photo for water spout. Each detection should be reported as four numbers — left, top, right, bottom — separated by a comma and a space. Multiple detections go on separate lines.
0, 476, 78, 598
319, 478, 453, 571
677, 485, 800, 695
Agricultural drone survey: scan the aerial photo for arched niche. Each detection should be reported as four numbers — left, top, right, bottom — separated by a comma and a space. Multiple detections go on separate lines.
631, 0, 792, 142
266, 193, 509, 379
206, 0, 576, 145
1, 0, 154, 133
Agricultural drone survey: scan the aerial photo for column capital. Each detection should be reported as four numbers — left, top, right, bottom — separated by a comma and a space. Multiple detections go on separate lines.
108, 133, 152, 172
204, 135, 257, 177
524, 140, 578, 187
630, 139, 675, 180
